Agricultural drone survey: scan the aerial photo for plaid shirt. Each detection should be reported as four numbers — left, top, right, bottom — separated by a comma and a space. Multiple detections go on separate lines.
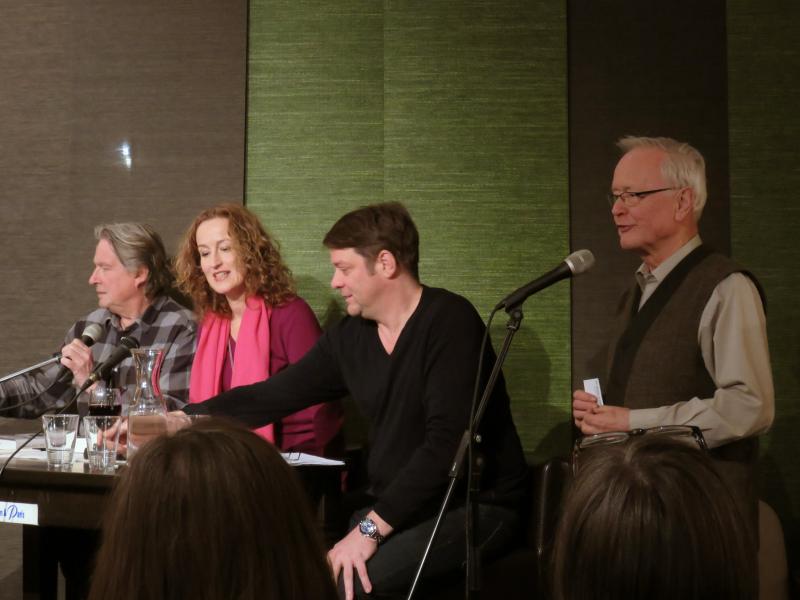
0, 295, 196, 417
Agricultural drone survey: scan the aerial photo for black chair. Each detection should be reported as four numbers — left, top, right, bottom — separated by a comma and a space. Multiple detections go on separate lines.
432, 455, 571, 600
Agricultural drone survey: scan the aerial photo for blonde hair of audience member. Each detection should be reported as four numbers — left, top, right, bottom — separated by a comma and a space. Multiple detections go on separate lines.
174, 203, 296, 318
553, 435, 755, 600
89, 419, 337, 600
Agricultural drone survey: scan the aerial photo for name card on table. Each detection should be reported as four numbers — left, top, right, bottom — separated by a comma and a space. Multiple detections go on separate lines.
0, 501, 38, 525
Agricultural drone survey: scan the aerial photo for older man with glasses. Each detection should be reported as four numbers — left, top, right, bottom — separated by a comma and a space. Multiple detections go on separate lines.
572, 136, 774, 548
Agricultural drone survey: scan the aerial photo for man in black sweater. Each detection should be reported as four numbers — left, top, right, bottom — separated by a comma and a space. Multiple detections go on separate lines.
183, 202, 528, 599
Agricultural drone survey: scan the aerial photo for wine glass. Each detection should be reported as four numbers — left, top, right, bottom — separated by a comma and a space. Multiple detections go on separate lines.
88, 386, 122, 419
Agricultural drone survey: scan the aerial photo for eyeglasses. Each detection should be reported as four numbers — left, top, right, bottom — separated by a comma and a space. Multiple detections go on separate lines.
572, 425, 708, 474
607, 187, 677, 208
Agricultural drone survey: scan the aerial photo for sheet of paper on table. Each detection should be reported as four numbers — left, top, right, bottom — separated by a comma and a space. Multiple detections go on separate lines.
281, 453, 344, 467
1, 435, 342, 468
0, 436, 88, 461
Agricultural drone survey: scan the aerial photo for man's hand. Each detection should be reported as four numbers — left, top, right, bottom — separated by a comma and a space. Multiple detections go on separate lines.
572, 390, 598, 427
109, 411, 190, 457
103, 417, 127, 455
166, 410, 192, 434
328, 526, 377, 599
328, 511, 392, 600
59, 339, 94, 387
580, 405, 631, 434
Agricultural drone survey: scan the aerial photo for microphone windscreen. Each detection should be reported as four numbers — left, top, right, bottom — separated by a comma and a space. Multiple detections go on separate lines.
81, 323, 105, 346
565, 249, 595, 275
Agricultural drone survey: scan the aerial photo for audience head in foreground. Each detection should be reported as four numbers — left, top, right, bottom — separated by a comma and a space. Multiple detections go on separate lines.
553, 433, 756, 600
89, 419, 337, 600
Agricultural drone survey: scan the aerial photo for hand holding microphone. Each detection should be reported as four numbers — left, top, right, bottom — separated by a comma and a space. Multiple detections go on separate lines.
54, 323, 105, 385
77, 336, 140, 395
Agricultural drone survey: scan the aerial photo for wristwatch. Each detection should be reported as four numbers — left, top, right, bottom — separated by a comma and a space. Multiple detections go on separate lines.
358, 517, 385, 544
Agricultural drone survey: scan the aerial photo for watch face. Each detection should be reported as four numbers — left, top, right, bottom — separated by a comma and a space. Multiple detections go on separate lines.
360, 519, 377, 536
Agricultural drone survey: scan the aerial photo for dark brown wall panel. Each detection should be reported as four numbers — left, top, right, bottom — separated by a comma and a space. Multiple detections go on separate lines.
0, 1, 247, 374
568, 0, 730, 390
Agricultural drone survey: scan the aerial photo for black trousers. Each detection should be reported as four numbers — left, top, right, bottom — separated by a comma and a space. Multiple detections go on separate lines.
337, 504, 520, 600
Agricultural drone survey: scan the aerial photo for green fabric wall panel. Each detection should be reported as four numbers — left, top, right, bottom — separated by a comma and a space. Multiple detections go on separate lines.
246, 1, 569, 459
246, 0, 385, 323
728, 0, 800, 554
384, 1, 569, 458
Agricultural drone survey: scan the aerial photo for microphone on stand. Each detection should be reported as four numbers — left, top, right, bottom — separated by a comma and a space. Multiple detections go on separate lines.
77, 336, 140, 395
53, 323, 105, 384
495, 249, 595, 312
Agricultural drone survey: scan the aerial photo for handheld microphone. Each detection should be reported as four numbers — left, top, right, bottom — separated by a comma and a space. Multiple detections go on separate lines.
77, 336, 140, 394
53, 323, 105, 384
495, 249, 595, 311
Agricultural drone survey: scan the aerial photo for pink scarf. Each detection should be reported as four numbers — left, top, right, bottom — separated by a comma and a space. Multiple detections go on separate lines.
189, 296, 274, 442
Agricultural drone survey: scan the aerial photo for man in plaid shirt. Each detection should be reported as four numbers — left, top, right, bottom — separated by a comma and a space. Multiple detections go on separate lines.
0, 222, 196, 417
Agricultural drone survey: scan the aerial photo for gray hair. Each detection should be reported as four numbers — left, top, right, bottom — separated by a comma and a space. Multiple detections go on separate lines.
617, 136, 708, 219
94, 223, 173, 300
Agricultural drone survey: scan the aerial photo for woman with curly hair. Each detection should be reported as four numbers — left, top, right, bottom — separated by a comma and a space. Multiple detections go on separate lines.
174, 203, 342, 456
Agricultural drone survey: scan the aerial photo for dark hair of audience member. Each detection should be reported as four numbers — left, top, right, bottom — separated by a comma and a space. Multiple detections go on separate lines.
89, 419, 337, 600
553, 435, 756, 600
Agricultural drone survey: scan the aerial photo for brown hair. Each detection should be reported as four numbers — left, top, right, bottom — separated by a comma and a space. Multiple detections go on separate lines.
553, 435, 755, 600
95, 223, 174, 300
322, 201, 420, 280
89, 419, 337, 600
174, 203, 296, 317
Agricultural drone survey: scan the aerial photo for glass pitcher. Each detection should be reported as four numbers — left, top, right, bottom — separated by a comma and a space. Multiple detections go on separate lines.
126, 347, 167, 457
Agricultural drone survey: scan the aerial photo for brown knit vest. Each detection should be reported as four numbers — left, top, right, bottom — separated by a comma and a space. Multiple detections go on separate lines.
605, 245, 764, 543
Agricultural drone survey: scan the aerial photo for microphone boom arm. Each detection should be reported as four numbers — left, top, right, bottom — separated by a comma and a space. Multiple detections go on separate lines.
0, 356, 61, 385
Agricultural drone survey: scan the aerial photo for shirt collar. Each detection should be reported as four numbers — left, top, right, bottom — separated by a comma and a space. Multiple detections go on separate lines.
105, 295, 166, 333
635, 236, 702, 291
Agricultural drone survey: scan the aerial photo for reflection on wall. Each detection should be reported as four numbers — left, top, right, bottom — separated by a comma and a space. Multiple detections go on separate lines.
0, 1, 248, 374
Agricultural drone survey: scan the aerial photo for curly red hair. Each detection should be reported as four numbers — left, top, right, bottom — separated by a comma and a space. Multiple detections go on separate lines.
174, 204, 296, 318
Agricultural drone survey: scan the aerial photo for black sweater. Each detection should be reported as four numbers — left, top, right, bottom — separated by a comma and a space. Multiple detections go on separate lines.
187, 286, 528, 529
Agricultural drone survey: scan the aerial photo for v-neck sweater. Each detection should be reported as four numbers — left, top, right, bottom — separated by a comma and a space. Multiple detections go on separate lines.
189, 286, 528, 529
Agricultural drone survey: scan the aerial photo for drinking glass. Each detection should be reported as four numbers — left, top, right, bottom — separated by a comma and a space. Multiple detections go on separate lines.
83, 415, 122, 472
41, 414, 80, 468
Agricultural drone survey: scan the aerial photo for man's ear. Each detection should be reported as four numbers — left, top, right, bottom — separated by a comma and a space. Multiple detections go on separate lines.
134, 266, 150, 290
675, 187, 695, 222
375, 250, 398, 278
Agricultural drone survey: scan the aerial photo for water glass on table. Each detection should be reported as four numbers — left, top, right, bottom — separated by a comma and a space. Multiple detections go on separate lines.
83, 415, 122, 472
41, 414, 80, 469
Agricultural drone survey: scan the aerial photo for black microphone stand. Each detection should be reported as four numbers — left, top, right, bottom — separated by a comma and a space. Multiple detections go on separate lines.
406, 305, 524, 600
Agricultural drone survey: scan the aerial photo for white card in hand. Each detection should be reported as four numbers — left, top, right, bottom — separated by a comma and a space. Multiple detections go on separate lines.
583, 378, 604, 406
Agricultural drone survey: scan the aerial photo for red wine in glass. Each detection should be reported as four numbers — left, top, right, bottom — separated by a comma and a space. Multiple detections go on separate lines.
88, 404, 122, 418
88, 387, 122, 427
